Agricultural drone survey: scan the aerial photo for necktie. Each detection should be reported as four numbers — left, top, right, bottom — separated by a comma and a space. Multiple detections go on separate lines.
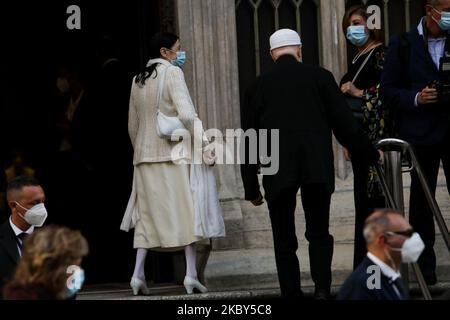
16, 233, 29, 251
392, 278, 407, 300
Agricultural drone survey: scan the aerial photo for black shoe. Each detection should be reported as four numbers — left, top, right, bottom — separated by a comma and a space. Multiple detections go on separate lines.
281, 290, 305, 299
314, 289, 331, 300
423, 272, 437, 286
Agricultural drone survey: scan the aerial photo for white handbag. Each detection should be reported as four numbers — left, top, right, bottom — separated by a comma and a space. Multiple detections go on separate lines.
155, 65, 185, 139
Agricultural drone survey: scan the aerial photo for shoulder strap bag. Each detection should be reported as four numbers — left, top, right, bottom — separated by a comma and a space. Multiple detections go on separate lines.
154, 65, 186, 140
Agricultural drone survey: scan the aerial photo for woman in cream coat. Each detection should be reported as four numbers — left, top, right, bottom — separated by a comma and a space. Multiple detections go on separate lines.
121, 33, 223, 295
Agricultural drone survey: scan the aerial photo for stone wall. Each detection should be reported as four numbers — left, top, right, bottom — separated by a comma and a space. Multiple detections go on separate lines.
174, 0, 450, 290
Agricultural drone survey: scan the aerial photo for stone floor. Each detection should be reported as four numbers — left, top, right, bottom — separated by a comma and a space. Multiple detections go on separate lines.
77, 169, 450, 301
77, 282, 450, 300
205, 168, 450, 290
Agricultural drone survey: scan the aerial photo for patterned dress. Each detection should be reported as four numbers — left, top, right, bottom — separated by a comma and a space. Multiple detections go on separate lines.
341, 45, 388, 198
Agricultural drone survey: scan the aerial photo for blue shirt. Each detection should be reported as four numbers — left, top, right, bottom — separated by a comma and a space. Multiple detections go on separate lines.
414, 18, 447, 106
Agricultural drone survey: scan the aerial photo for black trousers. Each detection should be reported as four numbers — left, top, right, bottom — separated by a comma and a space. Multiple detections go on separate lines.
351, 156, 385, 270
267, 184, 334, 298
409, 133, 450, 280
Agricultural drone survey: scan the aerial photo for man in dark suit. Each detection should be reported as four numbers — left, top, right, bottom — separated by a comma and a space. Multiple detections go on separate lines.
338, 209, 424, 300
0, 176, 46, 298
241, 29, 381, 299
381, 0, 450, 285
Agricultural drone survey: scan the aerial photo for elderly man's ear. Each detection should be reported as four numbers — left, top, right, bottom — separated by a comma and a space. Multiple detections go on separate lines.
297, 47, 303, 62
377, 233, 388, 247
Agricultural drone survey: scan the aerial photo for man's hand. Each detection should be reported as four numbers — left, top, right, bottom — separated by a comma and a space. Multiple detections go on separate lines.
250, 192, 264, 207
377, 150, 384, 165
418, 87, 438, 105
203, 146, 217, 166
341, 81, 364, 98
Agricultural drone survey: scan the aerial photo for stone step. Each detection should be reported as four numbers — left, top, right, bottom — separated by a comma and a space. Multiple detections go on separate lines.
214, 171, 450, 251
205, 243, 450, 291
218, 205, 450, 250
208, 168, 450, 290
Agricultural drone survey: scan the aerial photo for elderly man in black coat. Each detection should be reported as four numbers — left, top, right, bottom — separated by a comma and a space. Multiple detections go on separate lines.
241, 29, 381, 299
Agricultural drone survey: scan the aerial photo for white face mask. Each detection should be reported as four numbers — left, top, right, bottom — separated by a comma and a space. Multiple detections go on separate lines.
16, 202, 48, 227
389, 233, 425, 264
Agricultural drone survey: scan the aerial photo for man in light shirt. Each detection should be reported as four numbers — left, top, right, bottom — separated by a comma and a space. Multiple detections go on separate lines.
338, 209, 425, 300
381, 0, 450, 285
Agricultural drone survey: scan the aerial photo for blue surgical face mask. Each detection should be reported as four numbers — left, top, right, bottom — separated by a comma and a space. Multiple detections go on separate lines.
346, 25, 370, 47
171, 51, 186, 68
67, 268, 85, 298
433, 8, 450, 31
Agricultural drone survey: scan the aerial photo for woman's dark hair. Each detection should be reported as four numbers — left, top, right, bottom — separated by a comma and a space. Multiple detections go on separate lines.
135, 32, 179, 87
342, 5, 384, 44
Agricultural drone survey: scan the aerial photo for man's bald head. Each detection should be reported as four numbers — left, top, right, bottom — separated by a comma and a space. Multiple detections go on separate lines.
363, 209, 410, 244
363, 209, 417, 270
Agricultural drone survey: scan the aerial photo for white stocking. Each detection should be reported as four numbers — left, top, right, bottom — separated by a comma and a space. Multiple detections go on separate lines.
132, 248, 148, 281
184, 244, 198, 279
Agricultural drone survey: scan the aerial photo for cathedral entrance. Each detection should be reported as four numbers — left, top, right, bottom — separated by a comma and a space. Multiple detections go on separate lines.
0, 0, 184, 286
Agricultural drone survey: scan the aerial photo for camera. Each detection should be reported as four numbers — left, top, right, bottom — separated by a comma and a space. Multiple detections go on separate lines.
429, 55, 450, 104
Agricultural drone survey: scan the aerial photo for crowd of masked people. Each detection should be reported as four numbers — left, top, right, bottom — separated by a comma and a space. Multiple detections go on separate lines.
1, 0, 450, 300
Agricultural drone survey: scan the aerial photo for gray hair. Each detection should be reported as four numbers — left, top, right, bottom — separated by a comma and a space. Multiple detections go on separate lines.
363, 209, 401, 243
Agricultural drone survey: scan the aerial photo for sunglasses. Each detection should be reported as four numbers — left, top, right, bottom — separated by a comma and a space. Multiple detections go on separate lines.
384, 229, 415, 238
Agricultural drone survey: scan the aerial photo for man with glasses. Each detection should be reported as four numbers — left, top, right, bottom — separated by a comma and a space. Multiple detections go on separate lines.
338, 209, 425, 300
381, 0, 450, 285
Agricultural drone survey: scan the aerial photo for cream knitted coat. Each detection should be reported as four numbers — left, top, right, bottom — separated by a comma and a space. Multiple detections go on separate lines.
122, 59, 224, 235
128, 58, 207, 165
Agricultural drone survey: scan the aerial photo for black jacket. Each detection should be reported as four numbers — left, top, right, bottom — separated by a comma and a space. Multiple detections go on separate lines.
0, 220, 20, 298
381, 23, 450, 146
3, 283, 57, 300
241, 55, 379, 202
337, 257, 409, 300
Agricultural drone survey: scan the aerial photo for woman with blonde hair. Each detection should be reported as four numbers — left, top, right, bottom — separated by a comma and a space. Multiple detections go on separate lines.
3, 225, 89, 300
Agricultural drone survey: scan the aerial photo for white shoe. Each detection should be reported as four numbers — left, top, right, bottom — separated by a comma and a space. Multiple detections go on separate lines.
183, 276, 208, 295
130, 277, 150, 296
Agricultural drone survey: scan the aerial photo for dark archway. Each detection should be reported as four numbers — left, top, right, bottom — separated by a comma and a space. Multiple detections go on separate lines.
0, 0, 180, 286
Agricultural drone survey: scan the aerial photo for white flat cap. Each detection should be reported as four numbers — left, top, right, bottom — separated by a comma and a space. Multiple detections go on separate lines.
270, 29, 302, 50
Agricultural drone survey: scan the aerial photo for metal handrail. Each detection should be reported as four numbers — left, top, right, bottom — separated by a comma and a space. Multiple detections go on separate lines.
376, 139, 450, 252
374, 138, 450, 300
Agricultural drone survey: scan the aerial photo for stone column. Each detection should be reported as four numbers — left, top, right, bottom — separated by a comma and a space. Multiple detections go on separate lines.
175, 0, 241, 132
175, 0, 246, 283
319, 0, 350, 180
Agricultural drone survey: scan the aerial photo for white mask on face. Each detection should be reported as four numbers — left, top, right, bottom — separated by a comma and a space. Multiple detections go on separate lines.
389, 233, 425, 264
16, 202, 48, 227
